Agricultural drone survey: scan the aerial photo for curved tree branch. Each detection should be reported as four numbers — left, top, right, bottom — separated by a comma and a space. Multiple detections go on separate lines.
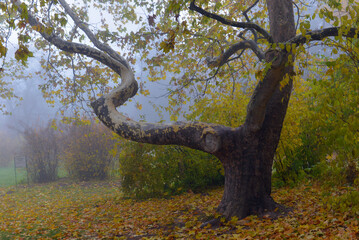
189, 0, 273, 43
206, 40, 265, 67
92, 97, 230, 153
13, 0, 234, 154
12, 0, 125, 79
289, 27, 359, 44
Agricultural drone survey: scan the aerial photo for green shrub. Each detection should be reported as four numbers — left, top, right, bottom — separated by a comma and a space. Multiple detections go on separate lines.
274, 48, 359, 187
119, 141, 223, 199
324, 187, 359, 217
312, 153, 359, 187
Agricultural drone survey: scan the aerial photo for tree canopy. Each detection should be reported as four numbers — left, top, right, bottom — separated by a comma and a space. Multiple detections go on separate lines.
0, 0, 356, 118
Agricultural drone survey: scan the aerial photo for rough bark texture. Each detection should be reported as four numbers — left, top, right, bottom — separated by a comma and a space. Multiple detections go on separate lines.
214, 0, 296, 219
14, 0, 359, 220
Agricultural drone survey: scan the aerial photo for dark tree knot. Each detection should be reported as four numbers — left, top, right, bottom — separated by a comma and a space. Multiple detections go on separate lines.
265, 49, 284, 68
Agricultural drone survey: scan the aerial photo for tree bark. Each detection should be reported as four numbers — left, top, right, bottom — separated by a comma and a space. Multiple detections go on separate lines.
214, 0, 296, 219
215, 129, 277, 219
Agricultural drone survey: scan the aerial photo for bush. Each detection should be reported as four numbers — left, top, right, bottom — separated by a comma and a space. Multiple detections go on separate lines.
273, 48, 359, 187
61, 120, 117, 181
22, 122, 60, 183
119, 141, 224, 199
272, 127, 322, 187
324, 187, 359, 217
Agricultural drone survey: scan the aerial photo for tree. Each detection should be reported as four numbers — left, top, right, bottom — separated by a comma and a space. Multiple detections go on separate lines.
22, 121, 60, 183
1, 0, 358, 219
60, 120, 117, 181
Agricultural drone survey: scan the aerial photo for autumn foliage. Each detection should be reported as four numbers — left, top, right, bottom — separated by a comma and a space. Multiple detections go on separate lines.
0, 0, 359, 234
22, 122, 60, 183
60, 120, 117, 181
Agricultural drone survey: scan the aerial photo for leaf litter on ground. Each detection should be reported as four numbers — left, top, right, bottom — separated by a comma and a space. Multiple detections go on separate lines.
0, 180, 358, 239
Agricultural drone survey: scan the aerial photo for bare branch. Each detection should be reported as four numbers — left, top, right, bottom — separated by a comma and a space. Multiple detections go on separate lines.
243, 0, 260, 18
189, 1, 273, 43
57, 0, 129, 69
289, 27, 359, 44
242, 0, 260, 41
292, 1, 301, 30
206, 40, 265, 67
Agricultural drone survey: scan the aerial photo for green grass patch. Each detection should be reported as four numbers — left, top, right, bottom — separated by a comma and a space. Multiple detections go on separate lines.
0, 167, 27, 187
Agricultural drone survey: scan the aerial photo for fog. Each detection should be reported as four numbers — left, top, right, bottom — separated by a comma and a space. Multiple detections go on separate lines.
0, 47, 172, 134
0, 0, 174, 135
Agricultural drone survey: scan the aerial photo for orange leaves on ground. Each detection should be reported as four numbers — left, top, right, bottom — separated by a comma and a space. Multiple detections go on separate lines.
0, 181, 358, 239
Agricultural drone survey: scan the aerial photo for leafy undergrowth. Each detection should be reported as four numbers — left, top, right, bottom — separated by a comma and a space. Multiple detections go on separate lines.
0, 181, 358, 239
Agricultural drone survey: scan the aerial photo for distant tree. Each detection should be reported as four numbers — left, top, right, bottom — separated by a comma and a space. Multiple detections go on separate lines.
1, 0, 359, 219
60, 120, 117, 181
22, 122, 59, 183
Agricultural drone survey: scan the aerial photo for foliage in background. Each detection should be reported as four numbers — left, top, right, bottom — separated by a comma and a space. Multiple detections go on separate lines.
0, 129, 21, 167
119, 140, 223, 199
186, 81, 251, 126
271, 38, 359, 186
304, 47, 359, 186
22, 121, 60, 183
60, 120, 118, 181
271, 68, 313, 186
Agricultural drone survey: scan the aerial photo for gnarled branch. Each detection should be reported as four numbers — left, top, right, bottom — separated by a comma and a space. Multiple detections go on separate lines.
289, 27, 359, 44
13, 0, 233, 154
92, 97, 229, 153
12, 0, 125, 79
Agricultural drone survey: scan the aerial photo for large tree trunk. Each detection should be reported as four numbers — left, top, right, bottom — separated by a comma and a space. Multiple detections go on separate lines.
216, 76, 294, 220
216, 134, 278, 219
216, 0, 296, 220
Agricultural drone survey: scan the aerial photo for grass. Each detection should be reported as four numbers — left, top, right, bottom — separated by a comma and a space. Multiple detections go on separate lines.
0, 180, 358, 239
0, 163, 69, 187
0, 166, 27, 187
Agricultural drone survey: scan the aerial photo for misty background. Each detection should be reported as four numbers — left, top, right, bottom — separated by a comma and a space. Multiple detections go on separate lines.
0, 0, 326, 168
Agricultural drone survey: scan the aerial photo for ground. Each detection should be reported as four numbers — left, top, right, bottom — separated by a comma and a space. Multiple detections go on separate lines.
0, 179, 358, 239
